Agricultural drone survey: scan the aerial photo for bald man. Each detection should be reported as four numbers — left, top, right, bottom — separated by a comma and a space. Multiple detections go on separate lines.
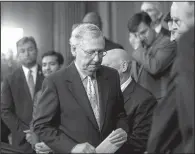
102, 49, 157, 154
82, 12, 124, 51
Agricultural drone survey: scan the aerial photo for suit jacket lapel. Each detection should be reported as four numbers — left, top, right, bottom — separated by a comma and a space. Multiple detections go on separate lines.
65, 63, 99, 130
96, 67, 109, 130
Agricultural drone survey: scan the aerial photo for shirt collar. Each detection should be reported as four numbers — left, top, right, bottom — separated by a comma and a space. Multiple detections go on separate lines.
22, 64, 38, 74
121, 76, 132, 92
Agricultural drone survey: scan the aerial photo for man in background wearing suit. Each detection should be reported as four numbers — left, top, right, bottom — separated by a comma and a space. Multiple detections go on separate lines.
128, 12, 176, 103
82, 12, 124, 51
33, 23, 128, 153
102, 48, 157, 154
1, 37, 44, 153
141, 2, 165, 34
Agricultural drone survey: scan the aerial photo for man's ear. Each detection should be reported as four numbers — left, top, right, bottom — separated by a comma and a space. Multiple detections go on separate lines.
70, 45, 77, 57
121, 61, 128, 73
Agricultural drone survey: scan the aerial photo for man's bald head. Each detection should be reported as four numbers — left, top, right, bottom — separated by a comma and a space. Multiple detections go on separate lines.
82, 12, 102, 30
102, 48, 132, 73
103, 49, 132, 65
102, 48, 133, 85
174, 2, 194, 28
170, 2, 194, 41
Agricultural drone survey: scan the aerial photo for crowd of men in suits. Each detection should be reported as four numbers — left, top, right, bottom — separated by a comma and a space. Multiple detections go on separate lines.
1, 1, 194, 154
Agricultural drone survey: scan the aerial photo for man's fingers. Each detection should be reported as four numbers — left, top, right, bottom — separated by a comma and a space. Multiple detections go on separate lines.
113, 140, 126, 147
23, 130, 31, 133
83, 143, 96, 153
110, 136, 126, 144
109, 129, 123, 138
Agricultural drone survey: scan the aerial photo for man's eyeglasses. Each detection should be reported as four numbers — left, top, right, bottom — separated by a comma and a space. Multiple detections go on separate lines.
81, 48, 107, 58
169, 17, 182, 27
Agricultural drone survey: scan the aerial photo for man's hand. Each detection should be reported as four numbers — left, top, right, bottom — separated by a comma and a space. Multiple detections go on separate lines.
129, 32, 143, 50
109, 128, 127, 147
24, 130, 39, 146
35, 142, 52, 154
71, 142, 96, 153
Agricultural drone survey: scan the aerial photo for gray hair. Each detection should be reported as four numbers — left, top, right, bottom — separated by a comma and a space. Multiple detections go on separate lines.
141, 2, 162, 12
69, 23, 105, 47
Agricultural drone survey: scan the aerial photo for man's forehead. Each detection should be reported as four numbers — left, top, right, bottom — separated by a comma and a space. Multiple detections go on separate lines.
170, 2, 179, 18
18, 41, 35, 48
141, 3, 154, 10
82, 37, 104, 46
43, 55, 57, 61
137, 22, 149, 31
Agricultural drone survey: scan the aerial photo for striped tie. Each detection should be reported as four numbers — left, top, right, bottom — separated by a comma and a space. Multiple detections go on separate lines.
27, 69, 35, 99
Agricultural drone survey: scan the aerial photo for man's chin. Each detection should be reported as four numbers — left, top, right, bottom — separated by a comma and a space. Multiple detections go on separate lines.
89, 65, 101, 71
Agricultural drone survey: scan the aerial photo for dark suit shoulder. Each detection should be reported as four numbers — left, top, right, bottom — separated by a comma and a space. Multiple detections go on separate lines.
4, 67, 22, 83
158, 34, 176, 49
99, 65, 120, 78
133, 83, 156, 103
160, 27, 171, 37
105, 38, 124, 51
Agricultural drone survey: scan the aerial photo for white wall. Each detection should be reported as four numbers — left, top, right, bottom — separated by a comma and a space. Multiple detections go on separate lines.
1, 2, 53, 62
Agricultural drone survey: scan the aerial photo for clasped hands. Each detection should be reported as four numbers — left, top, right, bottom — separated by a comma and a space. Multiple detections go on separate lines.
24, 130, 52, 154
71, 128, 127, 153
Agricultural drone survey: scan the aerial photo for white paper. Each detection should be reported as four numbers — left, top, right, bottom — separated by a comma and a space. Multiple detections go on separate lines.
96, 131, 124, 153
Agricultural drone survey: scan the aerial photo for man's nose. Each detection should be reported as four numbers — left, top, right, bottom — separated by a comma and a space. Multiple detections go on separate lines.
93, 53, 100, 62
171, 21, 178, 30
46, 64, 51, 70
24, 50, 30, 57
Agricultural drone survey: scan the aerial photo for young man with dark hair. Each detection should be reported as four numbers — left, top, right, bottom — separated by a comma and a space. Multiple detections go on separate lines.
31, 50, 64, 153
128, 11, 176, 103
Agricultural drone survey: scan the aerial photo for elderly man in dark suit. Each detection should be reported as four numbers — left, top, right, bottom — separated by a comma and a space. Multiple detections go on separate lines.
128, 12, 177, 103
82, 12, 124, 51
33, 23, 128, 153
1, 36, 44, 153
102, 48, 157, 154
146, 2, 194, 153
172, 2, 194, 153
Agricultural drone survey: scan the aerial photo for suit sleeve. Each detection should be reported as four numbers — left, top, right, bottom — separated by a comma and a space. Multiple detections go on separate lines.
125, 96, 157, 153
114, 72, 128, 132
132, 39, 176, 75
1, 78, 29, 139
33, 78, 76, 153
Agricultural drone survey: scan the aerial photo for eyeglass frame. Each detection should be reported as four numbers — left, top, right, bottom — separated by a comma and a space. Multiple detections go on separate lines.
169, 17, 182, 28
80, 47, 107, 58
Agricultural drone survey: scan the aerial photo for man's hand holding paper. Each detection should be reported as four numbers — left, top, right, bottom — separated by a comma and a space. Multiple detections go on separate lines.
96, 128, 127, 153
109, 128, 127, 147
